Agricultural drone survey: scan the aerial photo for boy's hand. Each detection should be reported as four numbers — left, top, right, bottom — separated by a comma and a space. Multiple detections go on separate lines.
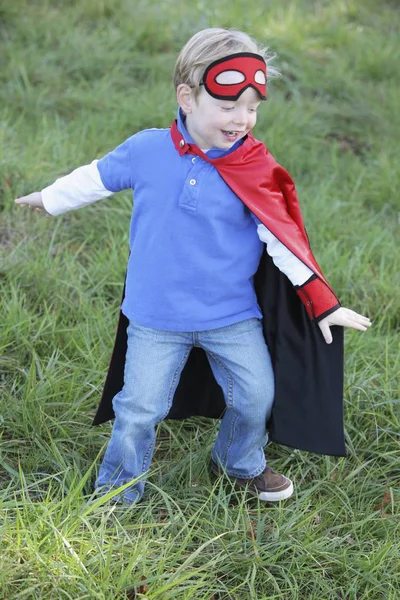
318, 307, 372, 344
15, 192, 50, 216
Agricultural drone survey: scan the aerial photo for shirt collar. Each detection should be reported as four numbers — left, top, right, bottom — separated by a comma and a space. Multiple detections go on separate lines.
176, 107, 244, 158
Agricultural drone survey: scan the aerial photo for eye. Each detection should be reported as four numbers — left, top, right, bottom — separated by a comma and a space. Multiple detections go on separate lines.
221, 106, 234, 111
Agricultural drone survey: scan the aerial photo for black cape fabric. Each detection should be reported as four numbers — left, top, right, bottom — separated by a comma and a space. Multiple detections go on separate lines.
92, 250, 346, 457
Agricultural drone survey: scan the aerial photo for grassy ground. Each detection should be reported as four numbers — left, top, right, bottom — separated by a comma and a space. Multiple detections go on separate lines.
1, 0, 399, 598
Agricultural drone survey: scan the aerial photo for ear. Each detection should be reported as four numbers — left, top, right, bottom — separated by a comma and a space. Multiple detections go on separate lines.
176, 83, 194, 114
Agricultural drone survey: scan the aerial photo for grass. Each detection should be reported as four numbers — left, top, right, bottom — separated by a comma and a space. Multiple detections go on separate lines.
1, 0, 399, 598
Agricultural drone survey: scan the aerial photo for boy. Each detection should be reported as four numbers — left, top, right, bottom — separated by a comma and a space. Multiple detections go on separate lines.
15, 28, 371, 504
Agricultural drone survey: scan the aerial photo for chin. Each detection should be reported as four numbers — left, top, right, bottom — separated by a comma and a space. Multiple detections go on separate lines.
218, 136, 236, 146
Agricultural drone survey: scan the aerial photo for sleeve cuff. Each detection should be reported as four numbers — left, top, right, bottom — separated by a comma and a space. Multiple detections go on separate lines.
41, 186, 63, 216
295, 274, 341, 320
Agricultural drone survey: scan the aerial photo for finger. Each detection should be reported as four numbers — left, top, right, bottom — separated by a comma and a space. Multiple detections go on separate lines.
331, 312, 372, 329
361, 318, 372, 326
335, 314, 369, 331
342, 308, 371, 323
344, 316, 372, 328
350, 313, 371, 325
346, 322, 369, 332
318, 321, 333, 344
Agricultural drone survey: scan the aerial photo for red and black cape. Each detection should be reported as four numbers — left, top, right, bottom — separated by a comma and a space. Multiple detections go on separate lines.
92, 122, 346, 458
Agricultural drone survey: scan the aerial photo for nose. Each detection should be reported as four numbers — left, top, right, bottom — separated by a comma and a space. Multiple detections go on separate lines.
232, 108, 247, 126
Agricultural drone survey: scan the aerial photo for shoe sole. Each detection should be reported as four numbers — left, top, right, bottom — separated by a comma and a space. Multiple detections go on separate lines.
210, 462, 294, 502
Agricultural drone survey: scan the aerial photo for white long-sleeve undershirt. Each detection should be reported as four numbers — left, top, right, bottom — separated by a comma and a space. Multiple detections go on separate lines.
41, 160, 112, 215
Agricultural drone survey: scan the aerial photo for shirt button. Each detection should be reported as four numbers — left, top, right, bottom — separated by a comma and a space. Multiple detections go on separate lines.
189, 179, 196, 185
191, 157, 196, 163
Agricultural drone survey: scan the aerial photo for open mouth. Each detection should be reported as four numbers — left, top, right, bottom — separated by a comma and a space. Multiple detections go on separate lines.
221, 130, 240, 139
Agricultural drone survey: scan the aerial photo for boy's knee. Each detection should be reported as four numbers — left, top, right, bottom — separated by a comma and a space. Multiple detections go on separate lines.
243, 381, 275, 420
112, 389, 167, 424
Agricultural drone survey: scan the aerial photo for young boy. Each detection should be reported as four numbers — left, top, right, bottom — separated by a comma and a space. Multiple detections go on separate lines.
15, 28, 371, 504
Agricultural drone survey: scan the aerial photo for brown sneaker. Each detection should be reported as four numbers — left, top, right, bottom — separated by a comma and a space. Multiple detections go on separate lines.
210, 458, 294, 502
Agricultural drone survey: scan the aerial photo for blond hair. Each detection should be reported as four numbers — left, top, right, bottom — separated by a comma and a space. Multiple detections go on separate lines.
173, 28, 280, 99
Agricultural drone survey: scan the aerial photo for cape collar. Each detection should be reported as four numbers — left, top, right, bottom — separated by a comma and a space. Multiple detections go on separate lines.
170, 119, 254, 166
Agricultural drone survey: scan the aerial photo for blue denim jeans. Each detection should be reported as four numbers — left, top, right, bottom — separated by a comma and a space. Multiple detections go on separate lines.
95, 317, 275, 503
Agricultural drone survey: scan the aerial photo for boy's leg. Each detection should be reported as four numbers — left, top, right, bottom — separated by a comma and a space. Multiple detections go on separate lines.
197, 318, 274, 478
95, 321, 193, 503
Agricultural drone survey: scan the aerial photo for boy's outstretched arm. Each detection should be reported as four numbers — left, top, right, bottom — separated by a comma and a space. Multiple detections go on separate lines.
14, 134, 136, 216
318, 307, 372, 344
15, 160, 115, 216
252, 217, 372, 345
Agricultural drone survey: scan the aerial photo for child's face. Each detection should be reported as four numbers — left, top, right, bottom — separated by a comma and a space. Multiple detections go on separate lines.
184, 86, 261, 150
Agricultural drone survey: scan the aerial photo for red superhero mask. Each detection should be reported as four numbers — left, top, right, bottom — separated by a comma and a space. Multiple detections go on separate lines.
199, 52, 267, 101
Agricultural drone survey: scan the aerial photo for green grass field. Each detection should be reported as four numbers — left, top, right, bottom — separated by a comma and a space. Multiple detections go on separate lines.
1, 0, 399, 598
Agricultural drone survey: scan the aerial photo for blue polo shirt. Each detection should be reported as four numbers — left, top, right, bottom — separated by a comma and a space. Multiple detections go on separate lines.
97, 109, 264, 331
